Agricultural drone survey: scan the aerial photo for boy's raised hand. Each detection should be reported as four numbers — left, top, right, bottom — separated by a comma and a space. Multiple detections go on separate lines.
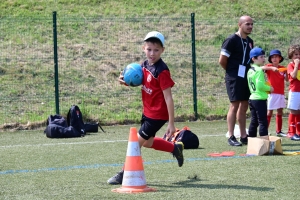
118, 71, 127, 85
294, 58, 300, 66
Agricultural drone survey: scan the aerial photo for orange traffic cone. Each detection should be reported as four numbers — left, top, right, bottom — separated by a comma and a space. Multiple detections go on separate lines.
112, 127, 156, 193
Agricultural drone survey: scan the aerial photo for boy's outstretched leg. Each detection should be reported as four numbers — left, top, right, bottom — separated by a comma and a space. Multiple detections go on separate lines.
150, 137, 184, 167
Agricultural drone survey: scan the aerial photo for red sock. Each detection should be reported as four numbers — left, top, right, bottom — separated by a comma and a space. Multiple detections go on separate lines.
288, 113, 296, 134
276, 114, 282, 133
267, 115, 272, 128
151, 137, 174, 152
295, 114, 300, 135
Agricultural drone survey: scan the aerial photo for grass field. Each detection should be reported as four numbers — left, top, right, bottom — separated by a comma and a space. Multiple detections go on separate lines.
1, 119, 300, 199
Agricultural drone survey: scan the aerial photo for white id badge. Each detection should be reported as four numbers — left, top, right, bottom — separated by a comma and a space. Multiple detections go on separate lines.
238, 65, 246, 78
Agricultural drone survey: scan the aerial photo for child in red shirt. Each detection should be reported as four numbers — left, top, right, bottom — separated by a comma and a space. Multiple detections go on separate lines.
286, 44, 300, 141
264, 49, 288, 137
107, 31, 184, 185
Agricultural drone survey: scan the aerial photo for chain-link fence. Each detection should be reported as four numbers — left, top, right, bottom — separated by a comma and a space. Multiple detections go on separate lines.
0, 13, 299, 127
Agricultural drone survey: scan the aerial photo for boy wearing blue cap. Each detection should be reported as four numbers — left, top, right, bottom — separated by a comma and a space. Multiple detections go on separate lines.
264, 49, 288, 137
247, 47, 273, 139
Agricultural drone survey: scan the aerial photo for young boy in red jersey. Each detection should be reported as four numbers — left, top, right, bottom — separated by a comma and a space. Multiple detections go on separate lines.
107, 31, 184, 185
263, 49, 288, 137
286, 44, 300, 141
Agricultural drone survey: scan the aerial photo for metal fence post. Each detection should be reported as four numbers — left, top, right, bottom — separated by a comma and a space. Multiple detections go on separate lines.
191, 13, 198, 120
53, 11, 60, 114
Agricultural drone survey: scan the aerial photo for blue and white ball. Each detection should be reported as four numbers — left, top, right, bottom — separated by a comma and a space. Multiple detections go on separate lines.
123, 63, 143, 87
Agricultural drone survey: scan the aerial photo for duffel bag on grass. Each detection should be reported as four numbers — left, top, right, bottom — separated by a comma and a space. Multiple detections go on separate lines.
163, 126, 199, 149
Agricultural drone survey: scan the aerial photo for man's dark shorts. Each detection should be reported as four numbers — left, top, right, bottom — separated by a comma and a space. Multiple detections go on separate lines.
225, 76, 250, 102
138, 114, 167, 140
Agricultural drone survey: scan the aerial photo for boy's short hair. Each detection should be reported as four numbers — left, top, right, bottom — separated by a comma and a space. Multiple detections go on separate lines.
144, 31, 165, 47
288, 44, 300, 59
144, 38, 164, 47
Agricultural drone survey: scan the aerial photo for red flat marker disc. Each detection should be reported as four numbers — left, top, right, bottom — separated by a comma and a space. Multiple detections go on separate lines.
208, 153, 222, 157
221, 151, 235, 157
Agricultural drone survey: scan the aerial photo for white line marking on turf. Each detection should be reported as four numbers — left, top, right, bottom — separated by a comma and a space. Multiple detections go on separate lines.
0, 134, 223, 148
0, 140, 128, 148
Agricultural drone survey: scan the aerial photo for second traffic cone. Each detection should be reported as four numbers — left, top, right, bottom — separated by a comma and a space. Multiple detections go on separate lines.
112, 127, 156, 193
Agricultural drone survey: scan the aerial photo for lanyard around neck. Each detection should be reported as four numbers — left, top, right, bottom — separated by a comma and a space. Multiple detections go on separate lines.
238, 32, 248, 65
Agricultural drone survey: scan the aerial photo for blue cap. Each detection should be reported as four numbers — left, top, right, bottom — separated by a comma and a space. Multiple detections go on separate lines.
248, 47, 265, 63
268, 49, 284, 63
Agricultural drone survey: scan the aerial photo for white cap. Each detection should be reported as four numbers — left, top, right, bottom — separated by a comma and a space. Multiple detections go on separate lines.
144, 31, 165, 47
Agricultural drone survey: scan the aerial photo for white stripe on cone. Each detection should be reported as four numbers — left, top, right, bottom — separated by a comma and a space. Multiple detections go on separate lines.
122, 170, 146, 186
126, 141, 141, 156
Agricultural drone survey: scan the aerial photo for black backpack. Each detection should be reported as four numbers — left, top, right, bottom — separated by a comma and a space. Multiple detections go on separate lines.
163, 126, 199, 149
67, 105, 86, 135
67, 105, 105, 133
44, 114, 84, 138
44, 105, 105, 138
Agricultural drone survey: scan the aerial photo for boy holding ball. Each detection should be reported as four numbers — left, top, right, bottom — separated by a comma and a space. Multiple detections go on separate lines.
107, 31, 184, 185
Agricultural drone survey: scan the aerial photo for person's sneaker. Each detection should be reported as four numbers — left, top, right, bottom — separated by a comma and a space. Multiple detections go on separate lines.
240, 136, 248, 145
228, 135, 242, 146
276, 131, 287, 137
172, 142, 184, 167
107, 170, 124, 185
291, 134, 300, 141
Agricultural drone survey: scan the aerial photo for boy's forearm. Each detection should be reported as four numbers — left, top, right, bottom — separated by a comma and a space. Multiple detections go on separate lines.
261, 66, 276, 71
290, 61, 299, 79
290, 67, 298, 78
166, 99, 175, 124
163, 87, 175, 123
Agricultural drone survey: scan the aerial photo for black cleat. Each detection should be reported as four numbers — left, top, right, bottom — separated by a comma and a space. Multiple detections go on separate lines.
276, 131, 287, 137
172, 142, 184, 167
240, 136, 248, 145
228, 135, 242, 146
291, 134, 300, 141
107, 170, 124, 185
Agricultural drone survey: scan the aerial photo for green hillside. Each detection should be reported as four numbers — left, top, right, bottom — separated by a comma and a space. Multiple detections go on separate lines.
1, 0, 299, 20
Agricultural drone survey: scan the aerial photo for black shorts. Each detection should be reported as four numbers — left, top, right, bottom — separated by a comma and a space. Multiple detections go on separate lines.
225, 76, 250, 102
138, 114, 167, 140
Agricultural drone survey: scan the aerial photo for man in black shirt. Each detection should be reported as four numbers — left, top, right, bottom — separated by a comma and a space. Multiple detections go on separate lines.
219, 16, 254, 146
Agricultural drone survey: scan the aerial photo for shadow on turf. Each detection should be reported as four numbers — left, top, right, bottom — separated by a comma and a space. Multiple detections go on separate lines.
150, 178, 274, 191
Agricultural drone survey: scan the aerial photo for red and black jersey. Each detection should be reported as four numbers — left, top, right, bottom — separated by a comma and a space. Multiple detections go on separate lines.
141, 59, 175, 120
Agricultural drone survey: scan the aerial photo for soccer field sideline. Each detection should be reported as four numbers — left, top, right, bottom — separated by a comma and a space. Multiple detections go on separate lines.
0, 133, 223, 149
